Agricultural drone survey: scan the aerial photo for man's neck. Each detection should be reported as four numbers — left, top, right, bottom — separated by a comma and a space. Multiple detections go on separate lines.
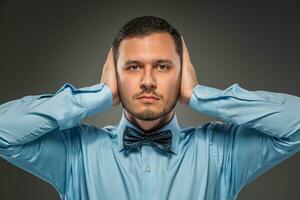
124, 109, 175, 134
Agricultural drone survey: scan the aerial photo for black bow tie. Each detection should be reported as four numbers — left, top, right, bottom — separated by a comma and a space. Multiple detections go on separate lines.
123, 125, 172, 154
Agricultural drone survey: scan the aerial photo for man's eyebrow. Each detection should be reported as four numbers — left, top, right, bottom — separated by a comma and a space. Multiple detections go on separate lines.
123, 60, 141, 66
123, 59, 174, 66
154, 59, 174, 65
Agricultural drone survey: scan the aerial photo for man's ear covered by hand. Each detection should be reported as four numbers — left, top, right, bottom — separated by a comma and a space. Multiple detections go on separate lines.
100, 47, 121, 107
178, 36, 199, 105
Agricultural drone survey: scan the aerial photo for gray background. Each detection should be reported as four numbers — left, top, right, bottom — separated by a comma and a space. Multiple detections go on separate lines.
1, 0, 299, 199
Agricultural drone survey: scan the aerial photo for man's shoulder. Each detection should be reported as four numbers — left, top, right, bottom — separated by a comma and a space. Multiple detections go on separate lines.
186, 120, 232, 144
71, 123, 117, 140
187, 120, 226, 134
178, 121, 226, 141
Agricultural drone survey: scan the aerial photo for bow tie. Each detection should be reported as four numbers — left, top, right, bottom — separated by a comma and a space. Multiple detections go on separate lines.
123, 125, 172, 154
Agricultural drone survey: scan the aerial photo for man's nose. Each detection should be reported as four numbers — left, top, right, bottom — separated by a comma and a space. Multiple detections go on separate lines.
139, 67, 157, 90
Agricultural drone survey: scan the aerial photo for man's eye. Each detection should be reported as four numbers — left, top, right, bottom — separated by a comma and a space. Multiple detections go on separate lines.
128, 65, 141, 71
156, 64, 169, 71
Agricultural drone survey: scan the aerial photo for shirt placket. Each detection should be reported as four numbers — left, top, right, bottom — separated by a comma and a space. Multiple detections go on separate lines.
141, 144, 157, 200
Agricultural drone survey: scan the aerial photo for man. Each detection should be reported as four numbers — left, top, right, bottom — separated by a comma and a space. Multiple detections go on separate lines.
0, 15, 299, 200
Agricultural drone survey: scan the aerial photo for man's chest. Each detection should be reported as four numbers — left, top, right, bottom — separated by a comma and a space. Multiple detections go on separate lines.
66, 136, 224, 200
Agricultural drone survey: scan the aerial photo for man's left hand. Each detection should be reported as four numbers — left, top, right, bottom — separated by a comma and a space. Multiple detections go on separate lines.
178, 36, 198, 105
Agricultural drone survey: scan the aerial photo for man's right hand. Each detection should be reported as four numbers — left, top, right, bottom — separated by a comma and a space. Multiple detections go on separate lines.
100, 47, 121, 107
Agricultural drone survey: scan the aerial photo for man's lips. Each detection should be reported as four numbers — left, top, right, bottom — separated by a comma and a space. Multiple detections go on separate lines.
137, 95, 160, 103
137, 95, 160, 100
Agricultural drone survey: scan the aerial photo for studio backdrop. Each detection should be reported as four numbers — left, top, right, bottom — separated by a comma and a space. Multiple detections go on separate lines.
0, 1, 300, 200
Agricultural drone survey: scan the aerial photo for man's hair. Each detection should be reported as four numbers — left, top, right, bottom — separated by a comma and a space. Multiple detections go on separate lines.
112, 15, 183, 67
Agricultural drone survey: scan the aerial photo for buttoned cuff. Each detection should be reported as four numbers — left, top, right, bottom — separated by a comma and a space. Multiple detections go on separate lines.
41, 82, 113, 130
81, 83, 113, 117
188, 84, 223, 118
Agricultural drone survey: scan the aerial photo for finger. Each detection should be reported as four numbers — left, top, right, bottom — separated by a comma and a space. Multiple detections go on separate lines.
181, 36, 191, 63
104, 47, 113, 66
108, 47, 113, 58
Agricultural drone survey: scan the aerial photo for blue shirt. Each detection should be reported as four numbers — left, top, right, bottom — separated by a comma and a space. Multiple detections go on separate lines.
0, 82, 300, 200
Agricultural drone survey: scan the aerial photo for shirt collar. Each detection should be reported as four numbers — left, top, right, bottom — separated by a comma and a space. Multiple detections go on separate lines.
116, 109, 180, 155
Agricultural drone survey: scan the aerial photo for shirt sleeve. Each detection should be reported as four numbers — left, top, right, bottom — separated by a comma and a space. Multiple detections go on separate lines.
188, 83, 300, 198
0, 82, 113, 196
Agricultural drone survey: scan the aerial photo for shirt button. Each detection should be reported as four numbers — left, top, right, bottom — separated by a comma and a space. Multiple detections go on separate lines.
146, 166, 151, 172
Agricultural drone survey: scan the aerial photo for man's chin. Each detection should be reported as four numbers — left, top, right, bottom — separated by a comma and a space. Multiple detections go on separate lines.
125, 108, 165, 121
133, 111, 162, 121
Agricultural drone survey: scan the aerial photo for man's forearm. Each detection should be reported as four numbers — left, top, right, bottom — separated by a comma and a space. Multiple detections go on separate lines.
189, 83, 300, 139
0, 82, 112, 147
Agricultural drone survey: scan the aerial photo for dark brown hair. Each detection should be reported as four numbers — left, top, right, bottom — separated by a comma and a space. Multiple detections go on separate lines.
112, 16, 183, 67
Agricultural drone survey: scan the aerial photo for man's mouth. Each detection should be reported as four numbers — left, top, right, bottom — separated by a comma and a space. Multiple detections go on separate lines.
137, 95, 160, 103
137, 95, 160, 100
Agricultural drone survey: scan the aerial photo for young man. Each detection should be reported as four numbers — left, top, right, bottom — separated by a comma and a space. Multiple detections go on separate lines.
0, 16, 300, 200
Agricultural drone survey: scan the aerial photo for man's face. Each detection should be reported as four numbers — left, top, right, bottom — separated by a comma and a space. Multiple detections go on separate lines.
116, 32, 181, 121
